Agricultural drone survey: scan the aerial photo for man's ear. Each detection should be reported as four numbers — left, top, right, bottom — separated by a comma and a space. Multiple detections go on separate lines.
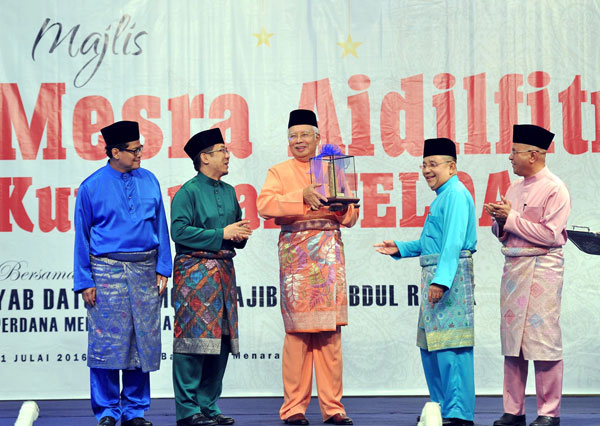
450, 160, 457, 174
530, 152, 538, 163
199, 152, 209, 165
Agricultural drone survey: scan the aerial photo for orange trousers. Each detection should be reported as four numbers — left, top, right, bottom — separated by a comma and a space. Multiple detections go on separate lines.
279, 327, 346, 421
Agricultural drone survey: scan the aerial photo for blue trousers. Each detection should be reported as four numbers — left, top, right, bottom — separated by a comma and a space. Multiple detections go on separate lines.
420, 347, 475, 420
90, 367, 150, 422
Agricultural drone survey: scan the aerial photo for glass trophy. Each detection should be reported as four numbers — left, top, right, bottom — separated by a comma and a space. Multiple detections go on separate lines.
310, 149, 359, 211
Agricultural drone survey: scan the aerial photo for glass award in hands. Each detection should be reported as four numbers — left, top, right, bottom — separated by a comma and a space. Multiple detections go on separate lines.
310, 144, 360, 211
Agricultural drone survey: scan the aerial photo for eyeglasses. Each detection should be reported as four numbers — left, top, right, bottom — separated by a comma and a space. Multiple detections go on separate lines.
120, 145, 143, 155
420, 160, 452, 170
288, 132, 315, 142
510, 149, 540, 155
204, 147, 229, 155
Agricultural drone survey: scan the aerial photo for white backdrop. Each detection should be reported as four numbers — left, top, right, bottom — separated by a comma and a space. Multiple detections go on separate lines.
1, 0, 600, 400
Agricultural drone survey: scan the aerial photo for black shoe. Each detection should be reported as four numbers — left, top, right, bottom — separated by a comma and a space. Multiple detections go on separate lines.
529, 416, 560, 426
284, 413, 309, 425
211, 414, 235, 425
493, 413, 527, 426
121, 418, 152, 426
98, 417, 116, 426
177, 413, 218, 426
443, 418, 474, 426
324, 413, 353, 425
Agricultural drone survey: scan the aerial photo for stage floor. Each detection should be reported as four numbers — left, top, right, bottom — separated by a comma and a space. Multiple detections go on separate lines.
1, 396, 598, 426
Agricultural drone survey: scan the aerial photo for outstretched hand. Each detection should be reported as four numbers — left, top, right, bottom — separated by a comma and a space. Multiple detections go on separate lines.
373, 240, 399, 255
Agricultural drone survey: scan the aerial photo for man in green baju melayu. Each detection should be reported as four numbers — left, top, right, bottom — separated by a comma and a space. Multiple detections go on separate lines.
171, 128, 252, 426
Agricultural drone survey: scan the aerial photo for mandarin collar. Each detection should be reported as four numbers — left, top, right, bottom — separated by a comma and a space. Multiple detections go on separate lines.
435, 174, 459, 195
523, 166, 549, 184
104, 161, 136, 179
196, 171, 222, 186
292, 158, 311, 170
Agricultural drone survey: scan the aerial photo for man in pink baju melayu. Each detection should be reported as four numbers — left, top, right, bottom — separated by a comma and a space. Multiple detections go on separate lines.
485, 124, 570, 426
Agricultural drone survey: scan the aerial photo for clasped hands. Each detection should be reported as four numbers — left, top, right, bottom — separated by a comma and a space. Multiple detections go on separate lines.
484, 195, 512, 224
224, 220, 252, 242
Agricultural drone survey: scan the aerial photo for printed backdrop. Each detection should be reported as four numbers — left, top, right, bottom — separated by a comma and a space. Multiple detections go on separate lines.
1, 0, 599, 400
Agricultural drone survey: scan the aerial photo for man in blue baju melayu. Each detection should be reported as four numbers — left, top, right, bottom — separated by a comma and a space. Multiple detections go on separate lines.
73, 120, 172, 426
374, 137, 477, 426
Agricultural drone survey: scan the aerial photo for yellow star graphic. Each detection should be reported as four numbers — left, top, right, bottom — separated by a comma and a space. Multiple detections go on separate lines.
337, 34, 362, 58
253, 26, 274, 47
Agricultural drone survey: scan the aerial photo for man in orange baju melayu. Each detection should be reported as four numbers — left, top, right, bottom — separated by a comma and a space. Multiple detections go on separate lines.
257, 109, 358, 426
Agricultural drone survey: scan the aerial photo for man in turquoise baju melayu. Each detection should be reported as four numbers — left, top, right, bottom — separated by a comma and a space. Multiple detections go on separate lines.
374, 137, 477, 426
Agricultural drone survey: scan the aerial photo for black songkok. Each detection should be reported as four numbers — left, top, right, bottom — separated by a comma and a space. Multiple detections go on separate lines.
184, 128, 224, 159
288, 109, 318, 128
512, 124, 554, 150
423, 137, 457, 158
100, 121, 139, 146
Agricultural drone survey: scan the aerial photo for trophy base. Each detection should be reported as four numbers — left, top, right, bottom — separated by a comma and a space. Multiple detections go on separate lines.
324, 197, 360, 205
324, 197, 360, 212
